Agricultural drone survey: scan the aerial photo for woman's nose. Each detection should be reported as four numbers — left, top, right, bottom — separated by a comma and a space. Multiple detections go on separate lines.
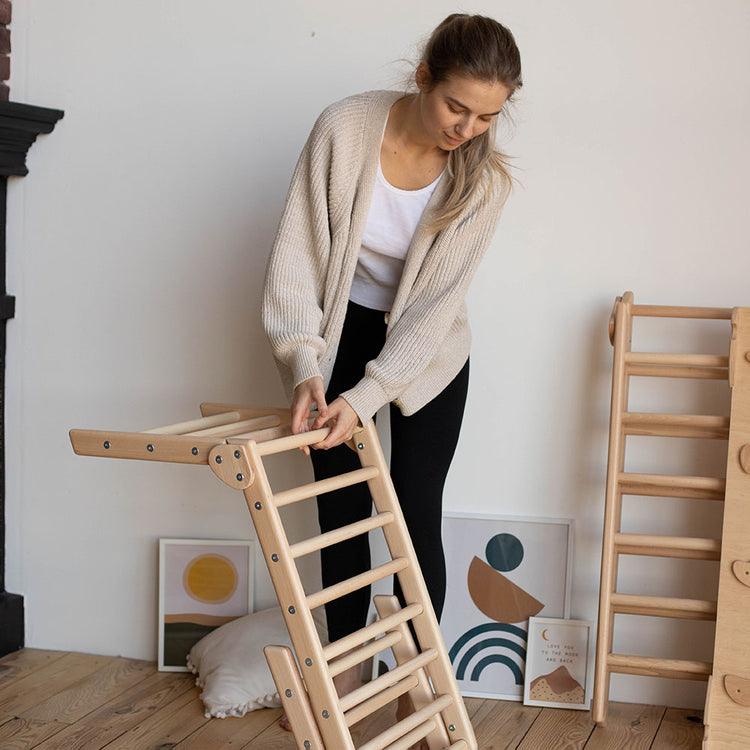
455, 116, 474, 139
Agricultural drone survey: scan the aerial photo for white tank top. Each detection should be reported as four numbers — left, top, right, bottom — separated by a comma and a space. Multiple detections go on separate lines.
349, 161, 442, 312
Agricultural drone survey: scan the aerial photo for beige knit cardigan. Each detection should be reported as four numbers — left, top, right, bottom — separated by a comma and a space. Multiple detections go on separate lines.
262, 90, 509, 425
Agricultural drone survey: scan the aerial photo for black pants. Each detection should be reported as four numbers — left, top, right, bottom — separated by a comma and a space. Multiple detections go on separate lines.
311, 301, 469, 643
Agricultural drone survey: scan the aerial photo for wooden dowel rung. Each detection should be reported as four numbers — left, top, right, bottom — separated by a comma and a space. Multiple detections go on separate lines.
228, 424, 293, 443
627, 364, 728, 380
622, 412, 729, 439
184, 415, 279, 436
323, 603, 424, 661
143, 411, 241, 435
618, 472, 725, 500
344, 674, 418, 727
290, 512, 394, 560
274, 467, 380, 508
447, 742, 469, 750
358, 694, 452, 750
256, 425, 363, 456
329, 631, 402, 679
607, 653, 712, 680
610, 593, 717, 620
340, 649, 439, 714
625, 352, 728, 367
631, 304, 732, 320
373, 719, 437, 750
614, 533, 721, 560
306, 558, 409, 611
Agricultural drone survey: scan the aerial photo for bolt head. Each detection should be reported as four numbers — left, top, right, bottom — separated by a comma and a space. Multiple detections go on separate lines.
103, 441, 110, 449
305, 658, 312, 666
271, 554, 279, 562
322, 710, 329, 719
191, 447, 199, 455
234, 449, 241, 458
147, 444, 154, 452
357, 442, 365, 450
285, 689, 293, 698
449, 724, 456, 731
304, 742, 312, 749
254, 502, 262, 510
236, 473, 244, 482
215, 455, 223, 464
288, 606, 296, 614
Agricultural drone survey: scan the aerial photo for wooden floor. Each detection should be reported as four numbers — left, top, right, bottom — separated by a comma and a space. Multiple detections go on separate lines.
0, 649, 704, 749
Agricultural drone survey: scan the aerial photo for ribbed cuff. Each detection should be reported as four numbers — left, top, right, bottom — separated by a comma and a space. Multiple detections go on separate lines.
289, 346, 322, 389
339, 376, 390, 426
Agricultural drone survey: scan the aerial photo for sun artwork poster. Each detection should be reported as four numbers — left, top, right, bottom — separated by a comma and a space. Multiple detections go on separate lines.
441, 513, 573, 701
158, 539, 254, 671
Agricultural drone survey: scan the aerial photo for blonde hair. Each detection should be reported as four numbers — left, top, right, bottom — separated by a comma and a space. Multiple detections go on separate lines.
421, 14, 522, 230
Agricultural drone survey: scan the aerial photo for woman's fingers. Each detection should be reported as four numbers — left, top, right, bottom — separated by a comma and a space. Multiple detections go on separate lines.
291, 376, 326, 434
311, 398, 359, 450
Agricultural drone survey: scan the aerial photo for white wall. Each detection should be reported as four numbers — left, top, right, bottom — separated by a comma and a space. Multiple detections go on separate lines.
6, 0, 750, 709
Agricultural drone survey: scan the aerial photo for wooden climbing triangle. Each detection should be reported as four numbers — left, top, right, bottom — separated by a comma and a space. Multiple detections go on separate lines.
71, 404, 475, 750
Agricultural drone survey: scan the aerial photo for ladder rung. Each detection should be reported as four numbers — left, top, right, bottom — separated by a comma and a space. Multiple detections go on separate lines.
323, 603, 424, 661
608, 653, 712, 680
306, 558, 409, 611
622, 412, 730, 439
631, 304, 732, 320
625, 352, 728, 368
289, 512, 394, 559
184, 415, 279, 436
274, 467, 380, 508
344, 674, 418, 727
373, 719, 437, 750
626, 364, 728, 380
256, 426, 365, 456
614, 533, 721, 560
329, 631, 402, 679
340, 649, 439, 713
143, 411, 241, 434
610, 593, 717, 620
618, 472, 725, 500
358, 693, 452, 750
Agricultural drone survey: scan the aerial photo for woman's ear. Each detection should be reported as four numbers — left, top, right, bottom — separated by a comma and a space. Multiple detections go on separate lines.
415, 61, 432, 92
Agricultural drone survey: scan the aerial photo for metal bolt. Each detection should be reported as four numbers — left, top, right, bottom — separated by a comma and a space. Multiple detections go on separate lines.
271, 554, 279, 562
304, 742, 312, 749
234, 449, 241, 458
285, 689, 293, 698
305, 658, 312, 667
236, 473, 244, 482
147, 444, 154, 452
103, 441, 110, 449
449, 724, 456, 732
254, 502, 262, 510
322, 710, 329, 719
357, 442, 365, 450
288, 606, 296, 614
215, 455, 223, 464
191, 447, 199, 455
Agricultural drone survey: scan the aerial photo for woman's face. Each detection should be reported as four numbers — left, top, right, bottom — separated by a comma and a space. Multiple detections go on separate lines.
417, 67, 510, 151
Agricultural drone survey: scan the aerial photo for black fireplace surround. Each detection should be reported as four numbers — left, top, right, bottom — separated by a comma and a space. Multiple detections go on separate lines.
0, 100, 63, 656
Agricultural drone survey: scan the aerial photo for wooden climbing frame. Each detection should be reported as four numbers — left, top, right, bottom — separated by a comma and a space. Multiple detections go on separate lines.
71, 403, 475, 750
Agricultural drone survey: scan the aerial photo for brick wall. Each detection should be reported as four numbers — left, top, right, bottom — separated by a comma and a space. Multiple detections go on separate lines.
0, 1, 10, 101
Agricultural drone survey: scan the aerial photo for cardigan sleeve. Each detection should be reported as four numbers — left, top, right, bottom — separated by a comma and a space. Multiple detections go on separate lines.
339, 179, 508, 424
261, 111, 338, 390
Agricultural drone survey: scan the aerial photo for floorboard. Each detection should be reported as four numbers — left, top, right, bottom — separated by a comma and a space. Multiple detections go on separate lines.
0, 649, 705, 749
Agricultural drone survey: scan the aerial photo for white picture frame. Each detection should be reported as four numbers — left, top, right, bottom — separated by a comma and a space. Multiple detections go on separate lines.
523, 617, 595, 710
441, 512, 574, 701
158, 538, 254, 671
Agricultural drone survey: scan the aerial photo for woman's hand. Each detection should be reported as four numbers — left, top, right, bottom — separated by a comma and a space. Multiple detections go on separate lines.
291, 377, 328, 454
310, 397, 360, 450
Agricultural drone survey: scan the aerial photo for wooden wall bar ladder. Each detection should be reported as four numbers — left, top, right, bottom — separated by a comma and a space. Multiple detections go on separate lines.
71, 403, 475, 750
593, 292, 731, 725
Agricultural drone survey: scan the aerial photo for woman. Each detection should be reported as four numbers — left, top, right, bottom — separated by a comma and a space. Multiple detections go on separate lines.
263, 11, 522, 722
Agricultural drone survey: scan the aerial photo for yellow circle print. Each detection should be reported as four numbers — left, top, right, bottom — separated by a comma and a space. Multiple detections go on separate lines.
183, 553, 238, 605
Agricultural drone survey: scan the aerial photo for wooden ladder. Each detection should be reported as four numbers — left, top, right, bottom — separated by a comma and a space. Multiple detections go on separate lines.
70, 403, 475, 750
593, 292, 731, 725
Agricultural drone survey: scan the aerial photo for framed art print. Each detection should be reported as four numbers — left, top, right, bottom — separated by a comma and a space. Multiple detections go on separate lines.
158, 538, 254, 671
523, 617, 594, 710
441, 512, 573, 701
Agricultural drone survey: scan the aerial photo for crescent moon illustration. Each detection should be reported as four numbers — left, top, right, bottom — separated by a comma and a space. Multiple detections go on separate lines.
542, 629, 549, 641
